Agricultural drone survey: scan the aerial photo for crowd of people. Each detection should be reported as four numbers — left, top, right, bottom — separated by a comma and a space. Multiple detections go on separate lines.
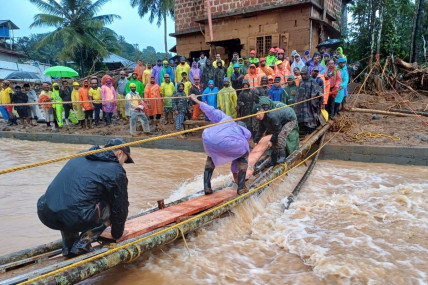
0, 46, 349, 138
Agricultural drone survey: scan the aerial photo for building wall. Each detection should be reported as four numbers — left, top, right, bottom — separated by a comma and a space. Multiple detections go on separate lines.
175, 0, 204, 33
176, 32, 211, 58
0, 53, 20, 63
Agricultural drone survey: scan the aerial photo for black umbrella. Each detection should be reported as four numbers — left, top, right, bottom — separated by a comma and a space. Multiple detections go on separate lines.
317, 39, 343, 49
4, 71, 41, 80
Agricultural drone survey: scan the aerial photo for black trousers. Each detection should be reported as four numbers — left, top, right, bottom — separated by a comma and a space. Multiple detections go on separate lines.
38, 196, 111, 256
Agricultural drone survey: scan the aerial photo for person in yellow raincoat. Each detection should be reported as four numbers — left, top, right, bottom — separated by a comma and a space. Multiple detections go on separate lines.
71, 82, 85, 128
217, 77, 237, 118
51, 83, 64, 127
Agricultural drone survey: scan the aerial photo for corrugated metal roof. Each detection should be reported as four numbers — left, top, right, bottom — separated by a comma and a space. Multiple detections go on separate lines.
103, 53, 136, 69
0, 20, 19, 30
0, 60, 51, 82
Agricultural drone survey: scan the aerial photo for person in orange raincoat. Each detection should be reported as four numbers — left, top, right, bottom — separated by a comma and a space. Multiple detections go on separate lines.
244, 64, 261, 90
79, 79, 94, 128
258, 57, 275, 77
276, 49, 292, 73
274, 60, 290, 86
144, 74, 163, 128
134, 60, 146, 82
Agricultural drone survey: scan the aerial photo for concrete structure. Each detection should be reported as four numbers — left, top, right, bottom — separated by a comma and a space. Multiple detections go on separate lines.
1, 131, 427, 166
171, 0, 342, 61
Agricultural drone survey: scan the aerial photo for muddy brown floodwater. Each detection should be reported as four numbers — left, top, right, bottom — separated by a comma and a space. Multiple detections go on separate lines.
0, 138, 427, 284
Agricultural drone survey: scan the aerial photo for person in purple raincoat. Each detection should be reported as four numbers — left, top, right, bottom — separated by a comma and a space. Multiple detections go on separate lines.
151, 59, 163, 85
189, 61, 201, 84
189, 94, 251, 196
100, 75, 117, 125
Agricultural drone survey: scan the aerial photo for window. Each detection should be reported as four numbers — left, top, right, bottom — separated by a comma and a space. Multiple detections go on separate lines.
256, 37, 264, 57
256, 35, 273, 57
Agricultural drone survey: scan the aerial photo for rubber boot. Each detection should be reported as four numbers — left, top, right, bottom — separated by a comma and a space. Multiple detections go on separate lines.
277, 149, 287, 164
169, 112, 174, 124
204, 156, 215, 195
203, 167, 214, 195
236, 156, 249, 195
85, 119, 89, 129
89, 119, 93, 129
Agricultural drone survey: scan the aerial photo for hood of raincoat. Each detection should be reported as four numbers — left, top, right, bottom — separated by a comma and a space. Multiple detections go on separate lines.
101, 75, 113, 86
85, 145, 120, 163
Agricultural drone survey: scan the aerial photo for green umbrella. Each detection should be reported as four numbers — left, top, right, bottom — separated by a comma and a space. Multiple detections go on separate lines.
44, 66, 79, 78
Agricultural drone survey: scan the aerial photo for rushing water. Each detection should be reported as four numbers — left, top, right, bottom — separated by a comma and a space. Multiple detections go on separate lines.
0, 138, 427, 284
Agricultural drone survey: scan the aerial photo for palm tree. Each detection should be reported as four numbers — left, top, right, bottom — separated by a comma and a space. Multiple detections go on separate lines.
29, 0, 121, 76
130, 0, 175, 57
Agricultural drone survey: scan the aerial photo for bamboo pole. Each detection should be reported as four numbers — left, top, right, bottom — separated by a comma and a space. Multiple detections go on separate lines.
284, 133, 326, 210
349, 107, 418, 117
4, 122, 333, 285
0, 240, 62, 266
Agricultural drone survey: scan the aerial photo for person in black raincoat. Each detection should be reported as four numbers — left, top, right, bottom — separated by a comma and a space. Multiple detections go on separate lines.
237, 80, 256, 136
213, 60, 227, 89
254, 96, 297, 165
201, 59, 215, 89
37, 138, 132, 256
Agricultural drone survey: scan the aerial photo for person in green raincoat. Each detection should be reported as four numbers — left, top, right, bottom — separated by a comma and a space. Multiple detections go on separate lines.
217, 77, 237, 118
254, 96, 299, 163
227, 58, 238, 79
51, 83, 64, 127
159, 60, 175, 84
126, 71, 144, 96
336, 47, 347, 60
282, 75, 298, 106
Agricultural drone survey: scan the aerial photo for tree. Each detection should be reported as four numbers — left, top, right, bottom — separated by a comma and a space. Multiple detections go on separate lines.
130, 0, 175, 57
409, 0, 425, 63
346, 0, 414, 64
29, 0, 121, 76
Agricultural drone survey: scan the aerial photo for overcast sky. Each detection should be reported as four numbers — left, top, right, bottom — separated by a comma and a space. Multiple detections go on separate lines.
0, 0, 176, 52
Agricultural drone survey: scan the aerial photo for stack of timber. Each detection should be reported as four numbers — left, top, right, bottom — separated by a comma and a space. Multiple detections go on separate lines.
0, 121, 332, 285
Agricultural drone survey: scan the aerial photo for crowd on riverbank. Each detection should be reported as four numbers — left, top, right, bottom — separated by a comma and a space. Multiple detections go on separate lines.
0, 46, 351, 138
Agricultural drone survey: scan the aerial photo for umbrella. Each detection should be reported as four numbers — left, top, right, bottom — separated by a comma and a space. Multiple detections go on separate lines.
4, 71, 41, 80
316, 38, 343, 49
44, 66, 79, 78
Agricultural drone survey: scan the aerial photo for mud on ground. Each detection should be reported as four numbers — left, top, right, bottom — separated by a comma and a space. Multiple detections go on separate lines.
327, 91, 428, 146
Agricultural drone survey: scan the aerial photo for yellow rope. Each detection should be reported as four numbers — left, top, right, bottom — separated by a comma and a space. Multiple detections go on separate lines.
178, 227, 191, 256
19, 120, 342, 285
0, 95, 323, 176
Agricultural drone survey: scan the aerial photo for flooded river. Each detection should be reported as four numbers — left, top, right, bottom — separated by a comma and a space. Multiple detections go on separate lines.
0, 138, 427, 284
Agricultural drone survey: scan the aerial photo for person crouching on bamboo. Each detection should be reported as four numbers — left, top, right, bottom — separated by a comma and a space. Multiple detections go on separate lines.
189, 93, 251, 196
125, 83, 150, 136
254, 96, 298, 165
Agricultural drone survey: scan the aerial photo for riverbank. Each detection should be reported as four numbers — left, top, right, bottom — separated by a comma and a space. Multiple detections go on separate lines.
1, 131, 427, 166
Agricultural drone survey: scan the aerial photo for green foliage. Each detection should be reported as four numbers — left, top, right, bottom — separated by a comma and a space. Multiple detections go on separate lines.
130, 0, 174, 26
345, 0, 422, 64
29, 0, 121, 76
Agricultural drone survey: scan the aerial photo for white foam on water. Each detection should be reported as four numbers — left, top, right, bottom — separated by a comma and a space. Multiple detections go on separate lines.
86, 161, 428, 284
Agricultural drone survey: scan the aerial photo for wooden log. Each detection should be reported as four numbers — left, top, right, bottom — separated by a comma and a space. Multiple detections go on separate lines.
6, 122, 333, 285
389, 108, 428, 117
349, 108, 417, 117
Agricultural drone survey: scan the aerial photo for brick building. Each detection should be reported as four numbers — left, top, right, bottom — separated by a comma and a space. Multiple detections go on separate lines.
171, 0, 343, 62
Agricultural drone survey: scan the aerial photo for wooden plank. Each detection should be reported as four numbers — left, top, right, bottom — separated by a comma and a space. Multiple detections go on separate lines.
101, 188, 237, 242
246, 135, 272, 179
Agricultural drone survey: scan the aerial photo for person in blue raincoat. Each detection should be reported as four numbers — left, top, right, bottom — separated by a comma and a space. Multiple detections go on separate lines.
333, 57, 349, 116
201, 80, 218, 120
189, 94, 251, 196
268, 76, 283, 102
